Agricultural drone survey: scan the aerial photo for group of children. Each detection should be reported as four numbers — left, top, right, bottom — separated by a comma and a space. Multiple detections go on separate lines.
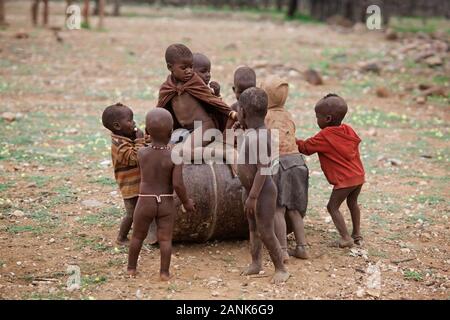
101, 43, 365, 283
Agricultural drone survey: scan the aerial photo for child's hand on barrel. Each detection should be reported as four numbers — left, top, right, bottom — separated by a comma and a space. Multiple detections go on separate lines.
183, 199, 196, 214
244, 196, 257, 215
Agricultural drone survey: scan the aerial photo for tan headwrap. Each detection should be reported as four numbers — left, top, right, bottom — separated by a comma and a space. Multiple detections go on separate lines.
261, 75, 299, 155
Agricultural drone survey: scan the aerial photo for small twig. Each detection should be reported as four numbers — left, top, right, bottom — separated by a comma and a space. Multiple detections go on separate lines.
249, 274, 270, 278
391, 258, 415, 264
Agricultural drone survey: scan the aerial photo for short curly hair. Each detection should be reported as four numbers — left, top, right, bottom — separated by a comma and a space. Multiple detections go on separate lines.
165, 43, 193, 65
238, 87, 268, 118
102, 102, 129, 131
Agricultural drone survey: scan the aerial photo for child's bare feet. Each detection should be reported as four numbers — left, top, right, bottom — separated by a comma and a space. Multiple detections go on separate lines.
331, 238, 354, 248
241, 263, 262, 276
116, 238, 130, 246
352, 234, 364, 246
160, 271, 172, 281
127, 268, 137, 278
288, 244, 309, 259
271, 270, 290, 284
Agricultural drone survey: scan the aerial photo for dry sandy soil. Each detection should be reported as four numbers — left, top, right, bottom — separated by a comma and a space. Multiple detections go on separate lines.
0, 2, 449, 300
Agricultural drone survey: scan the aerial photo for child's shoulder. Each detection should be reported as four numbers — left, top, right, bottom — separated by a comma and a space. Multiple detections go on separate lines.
111, 133, 131, 145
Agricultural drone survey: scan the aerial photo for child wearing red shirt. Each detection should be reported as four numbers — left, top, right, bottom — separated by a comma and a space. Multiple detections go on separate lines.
296, 94, 365, 248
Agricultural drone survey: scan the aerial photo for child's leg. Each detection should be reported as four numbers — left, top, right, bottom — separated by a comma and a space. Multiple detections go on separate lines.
327, 187, 356, 248
256, 189, 289, 284
274, 206, 289, 263
117, 197, 137, 245
241, 214, 263, 275
346, 185, 363, 245
127, 199, 156, 276
155, 200, 176, 281
286, 210, 309, 259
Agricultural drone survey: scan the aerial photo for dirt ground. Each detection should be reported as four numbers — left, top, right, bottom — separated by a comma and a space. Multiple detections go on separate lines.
0, 2, 449, 300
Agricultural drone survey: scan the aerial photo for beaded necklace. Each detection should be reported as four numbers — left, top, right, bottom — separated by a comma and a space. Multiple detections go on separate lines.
150, 144, 170, 150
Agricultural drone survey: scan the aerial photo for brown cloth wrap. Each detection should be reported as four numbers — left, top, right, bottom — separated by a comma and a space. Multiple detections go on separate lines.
157, 73, 232, 132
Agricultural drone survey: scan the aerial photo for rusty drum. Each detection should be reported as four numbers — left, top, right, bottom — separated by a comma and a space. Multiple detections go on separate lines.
172, 163, 249, 242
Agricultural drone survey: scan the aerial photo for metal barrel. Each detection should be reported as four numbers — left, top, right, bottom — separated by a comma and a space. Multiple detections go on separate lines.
172, 163, 249, 242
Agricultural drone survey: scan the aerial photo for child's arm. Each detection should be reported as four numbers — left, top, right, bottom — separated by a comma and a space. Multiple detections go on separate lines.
172, 164, 195, 213
296, 131, 328, 156
209, 81, 221, 97
244, 162, 269, 215
115, 137, 146, 166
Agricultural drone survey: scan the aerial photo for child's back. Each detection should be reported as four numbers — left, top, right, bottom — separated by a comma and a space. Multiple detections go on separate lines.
138, 146, 174, 196
128, 108, 195, 280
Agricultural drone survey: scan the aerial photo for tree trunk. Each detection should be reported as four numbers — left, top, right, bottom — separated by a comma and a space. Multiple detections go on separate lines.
43, 0, 49, 26
98, 0, 105, 29
287, 0, 298, 17
32, 0, 38, 26
113, 0, 121, 16
0, 0, 5, 26
276, 0, 284, 11
83, 0, 89, 27
93, 0, 99, 16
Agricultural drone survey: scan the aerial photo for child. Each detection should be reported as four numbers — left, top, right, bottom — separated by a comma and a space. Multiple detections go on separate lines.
235, 87, 289, 284
261, 75, 309, 261
127, 108, 195, 280
296, 94, 365, 248
102, 102, 156, 246
193, 52, 221, 97
157, 44, 236, 145
231, 66, 257, 113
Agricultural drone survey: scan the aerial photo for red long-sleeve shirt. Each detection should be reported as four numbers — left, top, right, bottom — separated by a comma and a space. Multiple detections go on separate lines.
296, 124, 365, 189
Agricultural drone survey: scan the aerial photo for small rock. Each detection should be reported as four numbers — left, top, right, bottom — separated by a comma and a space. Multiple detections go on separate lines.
388, 158, 402, 166
81, 199, 104, 208
1, 112, 16, 122
136, 289, 143, 299
49, 238, 55, 243
421, 86, 446, 97
64, 128, 78, 135
99, 160, 111, 167
366, 288, 381, 298
224, 43, 238, 50
304, 69, 323, 85
375, 87, 390, 98
385, 28, 398, 41
324, 216, 332, 224
416, 96, 426, 104
211, 291, 219, 297
356, 288, 365, 298
14, 32, 29, 39
11, 210, 25, 217
418, 83, 432, 91
359, 62, 381, 74
424, 55, 443, 67
368, 128, 377, 137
